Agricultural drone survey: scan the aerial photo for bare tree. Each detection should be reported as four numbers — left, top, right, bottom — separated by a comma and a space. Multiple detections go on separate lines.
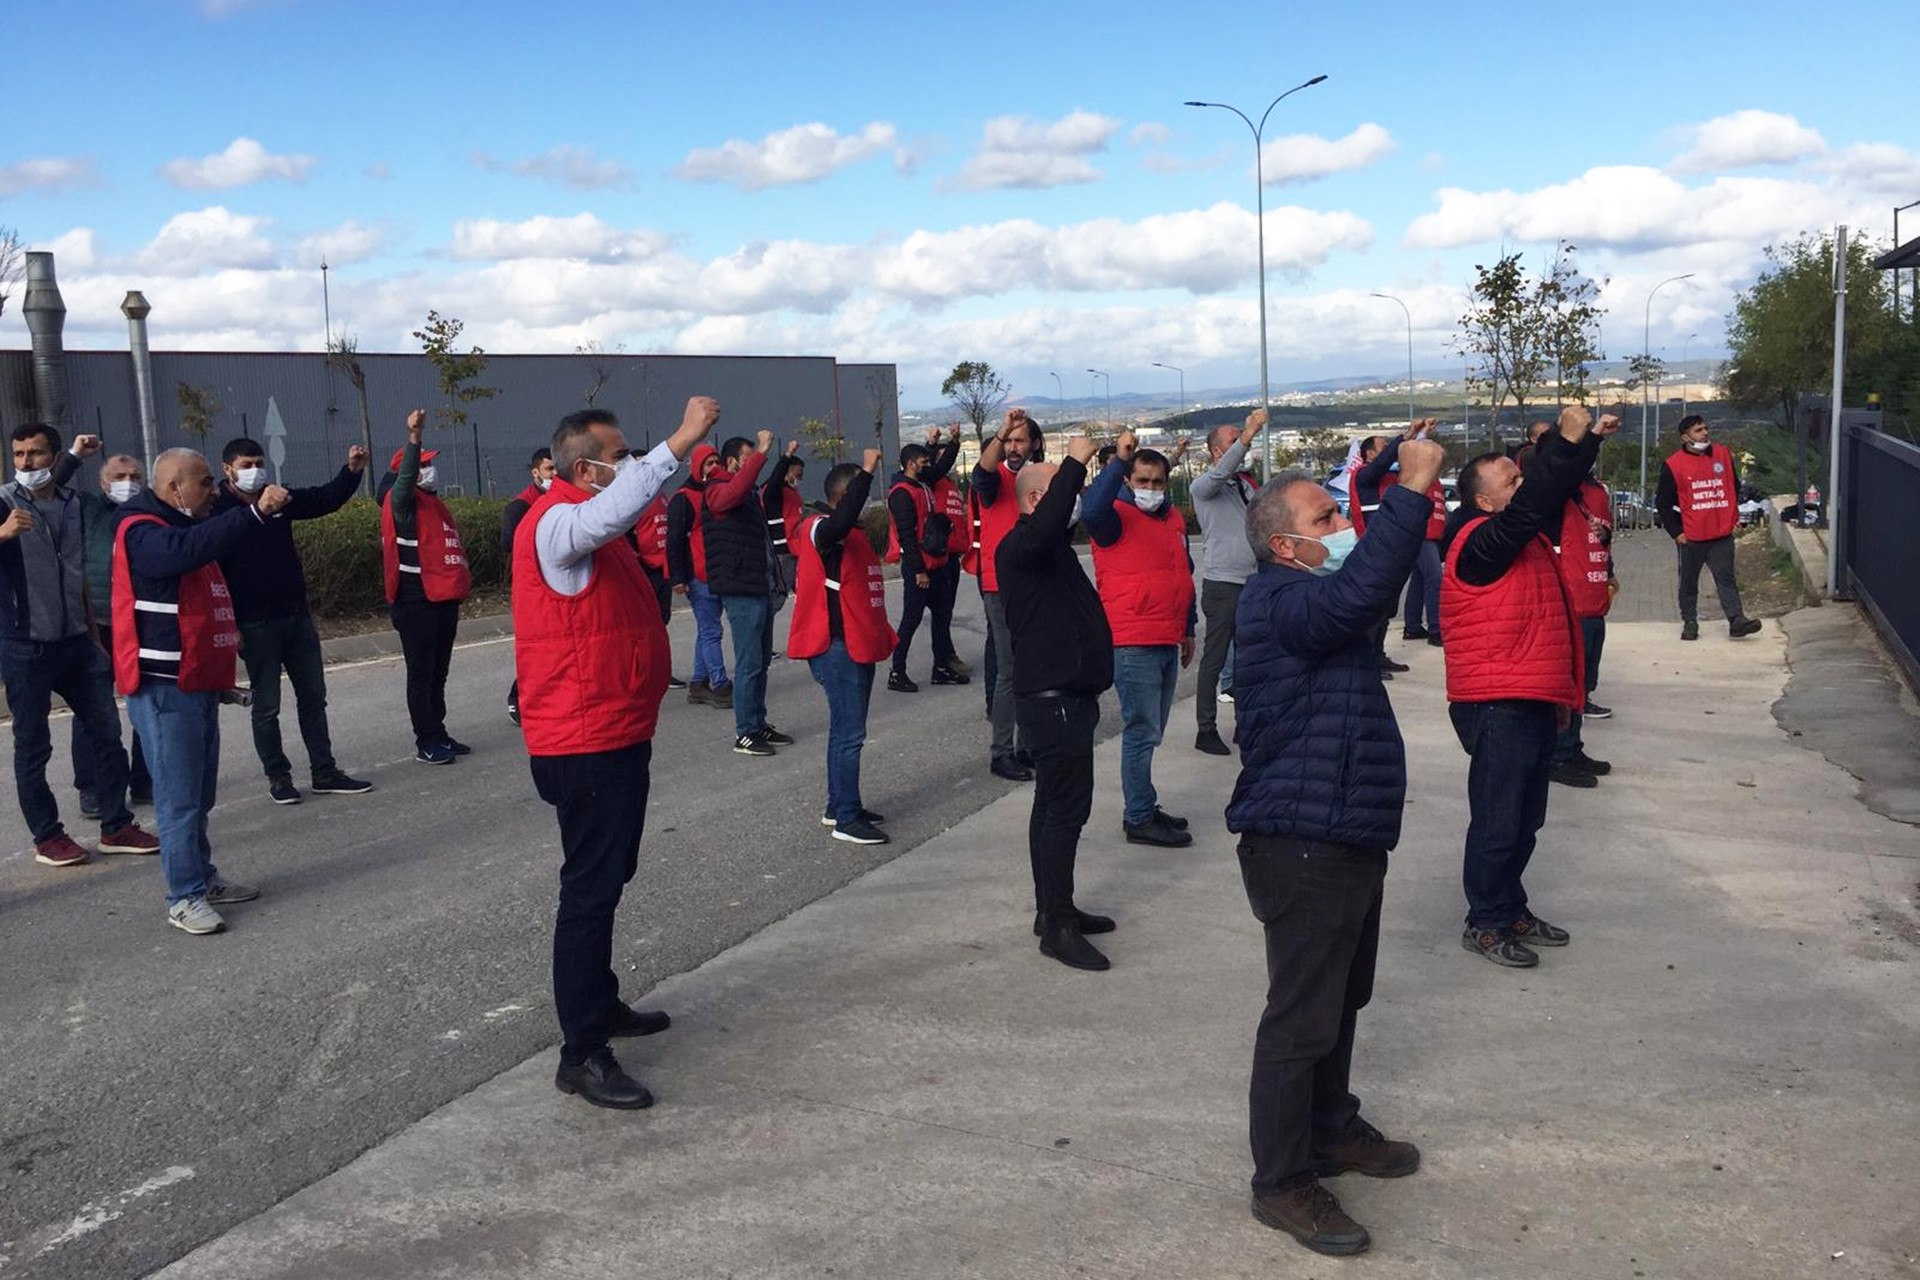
327, 335, 377, 495
576, 338, 625, 406
0, 227, 24, 320
863, 370, 893, 447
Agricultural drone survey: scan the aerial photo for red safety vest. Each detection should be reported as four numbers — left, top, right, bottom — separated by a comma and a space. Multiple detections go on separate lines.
512, 481, 670, 755
932, 476, 967, 550
1419, 480, 1448, 540
1556, 481, 1612, 619
382, 489, 472, 603
111, 513, 240, 695
1666, 444, 1739, 542
1439, 516, 1583, 709
1091, 501, 1193, 647
634, 496, 669, 574
1347, 458, 1379, 536
963, 463, 1021, 591
884, 479, 953, 571
788, 513, 897, 664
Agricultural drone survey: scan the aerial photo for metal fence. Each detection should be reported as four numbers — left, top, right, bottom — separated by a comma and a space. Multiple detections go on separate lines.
1838, 422, 1920, 689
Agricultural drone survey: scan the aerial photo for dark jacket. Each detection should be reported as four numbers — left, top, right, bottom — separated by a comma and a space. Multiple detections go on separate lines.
501, 480, 545, 556
700, 451, 777, 597
1225, 484, 1430, 848
47, 450, 125, 622
212, 466, 360, 624
995, 456, 1113, 696
1439, 431, 1601, 586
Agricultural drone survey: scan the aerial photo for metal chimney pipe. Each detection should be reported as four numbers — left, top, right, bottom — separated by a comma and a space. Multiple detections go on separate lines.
122, 292, 160, 469
22, 252, 71, 429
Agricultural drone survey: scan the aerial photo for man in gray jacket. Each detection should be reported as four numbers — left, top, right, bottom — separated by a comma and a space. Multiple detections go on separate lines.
1190, 408, 1265, 755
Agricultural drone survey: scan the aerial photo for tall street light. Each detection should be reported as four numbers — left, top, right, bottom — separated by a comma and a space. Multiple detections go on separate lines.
1087, 368, 1110, 431
1186, 73, 1328, 473
1371, 293, 1415, 425
1151, 361, 1186, 438
1640, 272, 1694, 504
1050, 371, 1065, 426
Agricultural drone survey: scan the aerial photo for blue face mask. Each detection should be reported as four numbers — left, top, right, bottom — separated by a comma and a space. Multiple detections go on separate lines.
1291, 527, 1358, 576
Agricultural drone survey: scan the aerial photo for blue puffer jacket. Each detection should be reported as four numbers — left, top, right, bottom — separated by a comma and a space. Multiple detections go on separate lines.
1226, 484, 1430, 849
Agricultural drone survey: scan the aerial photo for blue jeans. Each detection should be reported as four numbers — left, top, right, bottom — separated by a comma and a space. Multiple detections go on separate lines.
1449, 700, 1555, 930
1403, 540, 1442, 632
125, 682, 222, 905
807, 639, 875, 822
687, 579, 729, 688
2, 633, 134, 842
1220, 640, 1235, 696
719, 593, 773, 739
1114, 644, 1180, 826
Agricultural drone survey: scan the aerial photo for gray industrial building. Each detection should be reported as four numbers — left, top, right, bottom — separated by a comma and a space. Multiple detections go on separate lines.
1, 252, 899, 503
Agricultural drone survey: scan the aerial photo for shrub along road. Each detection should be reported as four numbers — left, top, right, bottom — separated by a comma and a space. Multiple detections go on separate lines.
0, 576, 1171, 1280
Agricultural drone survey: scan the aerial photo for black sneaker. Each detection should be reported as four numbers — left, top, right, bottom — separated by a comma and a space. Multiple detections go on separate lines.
268, 775, 303, 805
686, 679, 712, 705
311, 769, 373, 794
832, 819, 890, 845
709, 683, 734, 709
441, 737, 472, 756
666, 675, 688, 690
1013, 748, 1035, 770
1583, 699, 1612, 719
1379, 657, 1411, 673
507, 701, 521, 726
1461, 925, 1539, 968
1426, 632, 1444, 647
605, 1004, 672, 1037
1574, 751, 1611, 776
733, 733, 776, 757
887, 670, 919, 693
1153, 806, 1189, 830
759, 725, 795, 746
1681, 620, 1700, 641
1124, 814, 1194, 848
990, 757, 1034, 782
415, 742, 456, 766
1511, 913, 1570, 947
821, 807, 886, 827
930, 665, 970, 685
1402, 626, 1429, 641
1195, 729, 1231, 756
1730, 617, 1762, 638
554, 1048, 654, 1110
1032, 908, 1115, 937
1038, 920, 1111, 971
1549, 761, 1599, 788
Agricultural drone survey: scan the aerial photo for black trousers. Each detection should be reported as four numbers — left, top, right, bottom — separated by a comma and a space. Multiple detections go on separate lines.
239, 612, 335, 780
930, 560, 960, 664
1197, 579, 1242, 732
530, 740, 652, 1064
1014, 692, 1099, 920
891, 571, 933, 673
1238, 835, 1384, 1193
1451, 700, 1555, 929
389, 597, 460, 749
1676, 536, 1747, 626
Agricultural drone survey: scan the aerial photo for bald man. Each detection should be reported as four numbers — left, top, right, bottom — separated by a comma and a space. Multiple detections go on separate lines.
996, 434, 1117, 971
1191, 410, 1265, 754
117, 449, 291, 935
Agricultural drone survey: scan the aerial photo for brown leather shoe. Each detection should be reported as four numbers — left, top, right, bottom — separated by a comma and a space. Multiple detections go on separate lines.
1250, 1178, 1371, 1256
1314, 1118, 1421, 1178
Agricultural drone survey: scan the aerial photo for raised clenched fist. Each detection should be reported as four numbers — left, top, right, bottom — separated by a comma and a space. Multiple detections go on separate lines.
1594, 413, 1622, 438
1116, 430, 1138, 461
862, 448, 883, 472
1558, 404, 1593, 440
256, 485, 292, 516
406, 409, 428, 435
681, 396, 721, 433
1395, 439, 1446, 493
754, 429, 776, 454
71, 434, 103, 458
347, 444, 370, 473
1241, 408, 1268, 442
1065, 435, 1099, 465
785, 439, 801, 457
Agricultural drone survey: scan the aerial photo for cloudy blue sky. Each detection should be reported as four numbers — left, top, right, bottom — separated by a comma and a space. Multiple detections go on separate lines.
5, 0, 1916, 408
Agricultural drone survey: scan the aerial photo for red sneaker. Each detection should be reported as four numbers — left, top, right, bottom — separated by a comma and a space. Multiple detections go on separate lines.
34, 833, 91, 867
99, 824, 160, 856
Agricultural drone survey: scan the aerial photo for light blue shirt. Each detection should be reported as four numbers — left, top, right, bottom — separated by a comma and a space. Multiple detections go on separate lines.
532, 442, 680, 597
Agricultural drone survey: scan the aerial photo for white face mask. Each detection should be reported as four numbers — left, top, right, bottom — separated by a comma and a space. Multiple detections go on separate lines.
418, 465, 438, 489
1132, 488, 1167, 513
15, 467, 52, 491
231, 466, 267, 494
534, 475, 552, 492
107, 480, 143, 504
1683, 438, 1710, 454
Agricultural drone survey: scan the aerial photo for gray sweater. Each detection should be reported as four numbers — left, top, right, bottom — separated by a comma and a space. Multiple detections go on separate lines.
1189, 439, 1259, 585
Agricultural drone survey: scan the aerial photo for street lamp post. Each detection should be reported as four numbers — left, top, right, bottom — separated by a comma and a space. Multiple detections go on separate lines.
1186, 73, 1328, 474
1370, 293, 1415, 425
1640, 273, 1694, 505
1049, 371, 1064, 427
1151, 361, 1186, 437
1087, 368, 1110, 432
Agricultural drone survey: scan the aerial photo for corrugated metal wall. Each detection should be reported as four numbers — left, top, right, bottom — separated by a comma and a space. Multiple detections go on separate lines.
0, 349, 899, 505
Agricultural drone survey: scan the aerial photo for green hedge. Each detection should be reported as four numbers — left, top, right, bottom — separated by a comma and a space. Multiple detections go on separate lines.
296, 497, 508, 618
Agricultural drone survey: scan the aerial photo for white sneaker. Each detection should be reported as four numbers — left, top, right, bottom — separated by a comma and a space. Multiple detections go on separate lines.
1217, 690, 1235, 704
168, 896, 227, 935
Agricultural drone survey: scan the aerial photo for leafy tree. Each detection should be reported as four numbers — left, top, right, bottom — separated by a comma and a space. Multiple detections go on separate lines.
1457, 253, 1552, 448
798, 415, 846, 464
941, 361, 1009, 441
1296, 427, 1351, 475
1541, 243, 1606, 404
175, 382, 223, 440
412, 310, 500, 430
327, 334, 377, 496
1723, 232, 1911, 432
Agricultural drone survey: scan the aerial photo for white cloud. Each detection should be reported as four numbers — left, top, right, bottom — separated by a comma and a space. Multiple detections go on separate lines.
476, 145, 633, 190
1260, 122, 1396, 185
0, 156, 99, 197
947, 111, 1120, 190
291, 220, 396, 267
1129, 122, 1172, 147
674, 122, 903, 190
1812, 142, 1920, 200
1671, 109, 1826, 173
160, 137, 315, 190
447, 214, 671, 263
364, 162, 394, 181
134, 207, 278, 274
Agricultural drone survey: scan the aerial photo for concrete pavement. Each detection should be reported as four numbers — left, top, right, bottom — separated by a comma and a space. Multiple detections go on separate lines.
152, 616, 1920, 1280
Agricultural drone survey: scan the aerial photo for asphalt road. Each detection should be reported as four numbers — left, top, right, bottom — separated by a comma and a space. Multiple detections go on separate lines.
0, 571, 1194, 1280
